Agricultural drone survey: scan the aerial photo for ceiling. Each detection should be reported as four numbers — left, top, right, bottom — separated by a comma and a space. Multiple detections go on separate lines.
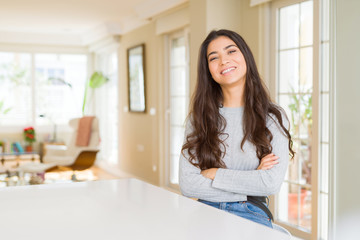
0, 0, 187, 46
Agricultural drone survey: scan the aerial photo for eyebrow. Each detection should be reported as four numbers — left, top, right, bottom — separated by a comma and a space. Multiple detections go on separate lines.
207, 44, 238, 58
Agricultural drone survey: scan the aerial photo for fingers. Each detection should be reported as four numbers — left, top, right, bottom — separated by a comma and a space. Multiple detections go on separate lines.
261, 160, 279, 169
258, 153, 280, 170
200, 168, 217, 180
261, 153, 279, 163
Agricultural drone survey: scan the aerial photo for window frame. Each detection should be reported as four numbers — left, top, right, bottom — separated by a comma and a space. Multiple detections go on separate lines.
270, 0, 321, 239
163, 28, 190, 191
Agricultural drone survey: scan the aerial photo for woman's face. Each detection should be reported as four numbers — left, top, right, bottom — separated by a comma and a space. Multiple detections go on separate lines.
207, 36, 247, 89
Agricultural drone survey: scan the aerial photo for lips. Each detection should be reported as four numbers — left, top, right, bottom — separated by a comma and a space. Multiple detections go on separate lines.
221, 67, 236, 75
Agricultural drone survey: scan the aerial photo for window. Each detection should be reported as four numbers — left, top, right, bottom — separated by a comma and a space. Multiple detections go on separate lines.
165, 30, 190, 188
35, 54, 87, 126
0, 51, 87, 128
0, 53, 32, 125
94, 52, 119, 166
271, 0, 330, 239
276, 1, 314, 231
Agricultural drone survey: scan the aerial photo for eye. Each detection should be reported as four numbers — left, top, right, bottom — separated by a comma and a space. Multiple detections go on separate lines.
209, 56, 218, 62
228, 49, 237, 54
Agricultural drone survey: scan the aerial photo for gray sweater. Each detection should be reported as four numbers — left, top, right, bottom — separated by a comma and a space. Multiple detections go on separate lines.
179, 106, 289, 202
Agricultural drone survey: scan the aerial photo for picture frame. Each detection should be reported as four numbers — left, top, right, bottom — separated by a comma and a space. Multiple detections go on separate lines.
127, 44, 146, 113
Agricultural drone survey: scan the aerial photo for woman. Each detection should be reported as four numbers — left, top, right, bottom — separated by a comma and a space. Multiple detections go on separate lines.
179, 29, 294, 228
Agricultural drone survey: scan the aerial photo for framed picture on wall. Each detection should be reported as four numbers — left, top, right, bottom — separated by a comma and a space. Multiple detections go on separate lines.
127, 44, 146, 113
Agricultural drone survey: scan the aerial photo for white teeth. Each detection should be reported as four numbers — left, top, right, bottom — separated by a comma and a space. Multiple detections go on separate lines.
222, 67, 235, 74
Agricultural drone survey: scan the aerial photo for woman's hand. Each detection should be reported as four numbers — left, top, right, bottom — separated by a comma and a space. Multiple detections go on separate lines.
257, 153, 279, 170
201, 168, 218, 180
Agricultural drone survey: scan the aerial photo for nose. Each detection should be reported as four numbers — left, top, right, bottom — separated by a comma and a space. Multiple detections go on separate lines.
220, 55, 230, 65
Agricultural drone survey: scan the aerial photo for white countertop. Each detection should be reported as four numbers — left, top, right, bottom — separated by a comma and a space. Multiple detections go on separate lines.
0, 178, 289, 240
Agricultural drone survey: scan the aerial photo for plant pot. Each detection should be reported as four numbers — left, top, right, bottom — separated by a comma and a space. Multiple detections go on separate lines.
25, 145, 33, 152
288, 189, 307, 219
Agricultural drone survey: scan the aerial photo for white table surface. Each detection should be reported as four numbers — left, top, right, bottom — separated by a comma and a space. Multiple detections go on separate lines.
0, 178, 289, 240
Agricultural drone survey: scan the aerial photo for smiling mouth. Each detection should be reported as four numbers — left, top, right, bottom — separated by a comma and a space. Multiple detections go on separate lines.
221, 67, 236, 75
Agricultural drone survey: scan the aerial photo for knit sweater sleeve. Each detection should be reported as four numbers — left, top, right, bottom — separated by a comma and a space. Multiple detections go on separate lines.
179, 119, 247, 202
211, 114, 290, 196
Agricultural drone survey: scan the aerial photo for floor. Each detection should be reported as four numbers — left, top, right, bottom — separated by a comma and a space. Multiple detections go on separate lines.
0, 165, 122, 187
44, 165, 121, 182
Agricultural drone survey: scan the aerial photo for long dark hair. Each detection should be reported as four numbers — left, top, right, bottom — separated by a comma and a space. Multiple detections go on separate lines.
182, 29, 294, 170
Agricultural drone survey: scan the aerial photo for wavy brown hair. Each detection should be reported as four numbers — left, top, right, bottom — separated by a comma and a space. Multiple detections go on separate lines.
182, 29, 295, 170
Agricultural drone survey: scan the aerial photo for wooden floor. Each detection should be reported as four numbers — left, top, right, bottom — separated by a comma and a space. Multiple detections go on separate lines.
44, 165, 121, 183
88, 166, 120, 180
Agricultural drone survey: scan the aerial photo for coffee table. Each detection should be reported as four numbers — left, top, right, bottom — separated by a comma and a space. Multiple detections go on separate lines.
0, 152, 41, 186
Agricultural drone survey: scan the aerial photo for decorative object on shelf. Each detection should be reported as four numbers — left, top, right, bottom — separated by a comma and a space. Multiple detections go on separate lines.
82, 71, 109, 115
127, 44, 146, 113
12, 142, 24, 153
24, 126, 36, 152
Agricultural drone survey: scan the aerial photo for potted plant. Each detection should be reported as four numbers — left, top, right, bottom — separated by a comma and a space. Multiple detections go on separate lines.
82, 71, 109, 116
24, 127, 36, 152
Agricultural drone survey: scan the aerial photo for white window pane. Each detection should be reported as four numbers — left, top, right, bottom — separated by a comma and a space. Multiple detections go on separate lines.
288, 140, 301, 183
279, 50, 299, 93
279, 94, 300, 138
299, 138, 311, 186
320, 193, 329, 240
291, 186, 311, 230
322, 0, 330, 41
299, 94, 312, 138
278, 181, 289, 220
0, 52, 32, 125
279, 4, 300, 49
300, 47, 313, 90
300, 188, 312, 230
170, 154, 180, 184
279, 184, 311, 231
321, 93, 329, 142
171, 97, 187, 126
167, 32, 189, 188
171, 67, 186, 96
171, 37, 186, 66
35, 54, 87, 125
321, 43, 330, 92
320, 143, 329, 193
300, 1, 313, 46
170, 126, 185, 155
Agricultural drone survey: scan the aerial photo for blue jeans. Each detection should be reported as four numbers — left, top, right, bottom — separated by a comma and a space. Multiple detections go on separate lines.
198, 199, 273, 228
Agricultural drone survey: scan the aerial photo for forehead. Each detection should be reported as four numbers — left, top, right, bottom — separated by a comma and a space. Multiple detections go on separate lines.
207, 36, 237, 54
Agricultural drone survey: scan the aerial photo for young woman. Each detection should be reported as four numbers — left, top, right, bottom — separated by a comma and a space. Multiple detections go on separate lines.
179, 29, 294, 228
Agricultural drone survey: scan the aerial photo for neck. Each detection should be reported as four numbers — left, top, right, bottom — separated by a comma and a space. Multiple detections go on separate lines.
221, 83, 245, 108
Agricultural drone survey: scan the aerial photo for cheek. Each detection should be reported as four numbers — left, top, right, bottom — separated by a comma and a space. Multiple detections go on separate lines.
208, 63, 218, 76
242, 64, 247, 74
239, 57, 247, 73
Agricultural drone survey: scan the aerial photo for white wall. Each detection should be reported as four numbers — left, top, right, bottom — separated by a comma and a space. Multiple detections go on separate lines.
335, 0, 360, 237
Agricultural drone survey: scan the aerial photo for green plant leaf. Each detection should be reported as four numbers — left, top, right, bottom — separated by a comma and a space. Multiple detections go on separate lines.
82, 71, 109, 115
89, 72, 109, 88
3, 108, 11, 114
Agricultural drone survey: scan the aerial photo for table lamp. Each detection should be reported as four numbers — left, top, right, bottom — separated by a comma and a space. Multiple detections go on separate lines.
39, 114, 57, 142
